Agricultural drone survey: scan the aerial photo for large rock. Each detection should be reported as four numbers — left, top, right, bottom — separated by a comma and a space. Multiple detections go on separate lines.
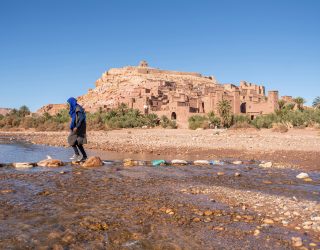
37, 159, 64, 167
82, 156, 103, 167
193, 160, 210, 166
171, 159, 188, 165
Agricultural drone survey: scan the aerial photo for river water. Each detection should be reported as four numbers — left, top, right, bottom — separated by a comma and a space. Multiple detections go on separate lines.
0, 138, 319, 249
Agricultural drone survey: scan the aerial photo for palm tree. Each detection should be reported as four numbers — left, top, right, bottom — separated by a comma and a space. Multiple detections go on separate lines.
293, 97, 305, 111
312, 97, 320, 109
19, 105, 30, 117
278, 99, 286, 110
218, 100, 232, 127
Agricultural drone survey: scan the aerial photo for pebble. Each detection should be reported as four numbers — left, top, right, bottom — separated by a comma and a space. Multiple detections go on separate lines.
213, 226, 224, 231
284, 211, 291, 216
171, 159, 188, 165
232, 161, 242, 165
217, 172, 225, 176
293, 211, 300, 216
259, 162, 273, 168
194, 211, 204, 216
52, 244, 64, 250
303, 178, 313, 182
193, 160, 210, 166
253, 229, 260, 236
296, 173, 309, 179
309, 243, 317, 247
204, 217, 211, 222
13, 162, 34, 168
234, 172, 241, 177
262, 180, 272, 184
192, 217, 201, 222
165, 209, 174, 215
204, 210, 213, 216
291, 237, 303, 247
263, 219, 274, 224
311, 216, 320, 221
303, 221, 313, 226
0, 189, 15, 194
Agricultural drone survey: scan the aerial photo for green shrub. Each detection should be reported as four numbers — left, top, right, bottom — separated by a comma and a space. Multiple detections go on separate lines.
207, 111, 221, 128
86, 104, 160, 129
160, 115, 177, 128
233, 114, 251, 124
251, 113, 279, 129
188, 115, 209, 130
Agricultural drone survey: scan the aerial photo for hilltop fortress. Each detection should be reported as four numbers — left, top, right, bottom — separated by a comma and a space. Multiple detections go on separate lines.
39, 61, 280, 124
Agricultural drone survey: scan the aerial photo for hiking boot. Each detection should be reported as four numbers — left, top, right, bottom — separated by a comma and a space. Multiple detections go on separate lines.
70, 154, 79, 160
80, 157, 87, 162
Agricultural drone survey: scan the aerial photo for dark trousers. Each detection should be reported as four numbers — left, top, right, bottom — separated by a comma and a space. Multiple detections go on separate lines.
72, 141, 87, 158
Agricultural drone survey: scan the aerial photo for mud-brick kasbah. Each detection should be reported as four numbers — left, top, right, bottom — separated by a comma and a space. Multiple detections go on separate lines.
39, 60, 292, 127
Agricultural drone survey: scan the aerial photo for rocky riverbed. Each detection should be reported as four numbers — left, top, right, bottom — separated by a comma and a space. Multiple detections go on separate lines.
1, 129, 320, 249
1, 128, 320, 170
0, 159, 320, 249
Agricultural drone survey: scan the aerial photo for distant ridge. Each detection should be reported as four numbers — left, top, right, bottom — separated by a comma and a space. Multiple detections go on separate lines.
0, 108, 12, 116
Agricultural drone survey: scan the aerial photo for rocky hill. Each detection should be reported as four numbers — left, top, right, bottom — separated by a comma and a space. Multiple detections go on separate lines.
0, 108, 12, 116
38, 61, 218, 114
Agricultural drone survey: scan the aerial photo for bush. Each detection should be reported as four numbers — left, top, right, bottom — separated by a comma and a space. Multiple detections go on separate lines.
272, 123, 289, 133
233, 114, 251, 124
251, 113, 279, 129
188, 115, 209, 130
207, 111, 221, 128
86, 104, 160, 129
160, 115, 177, 129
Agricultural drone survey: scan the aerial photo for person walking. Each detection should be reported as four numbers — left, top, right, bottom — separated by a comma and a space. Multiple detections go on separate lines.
67, 97, 88, 161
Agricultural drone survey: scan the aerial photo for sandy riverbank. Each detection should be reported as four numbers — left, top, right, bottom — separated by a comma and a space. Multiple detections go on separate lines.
1, 128, 319, 170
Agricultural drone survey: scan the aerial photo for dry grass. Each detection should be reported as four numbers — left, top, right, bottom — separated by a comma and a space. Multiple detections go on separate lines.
272, 123, 289, 133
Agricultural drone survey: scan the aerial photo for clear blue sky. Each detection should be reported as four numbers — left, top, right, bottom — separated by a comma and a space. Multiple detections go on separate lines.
0, 0, 319, 111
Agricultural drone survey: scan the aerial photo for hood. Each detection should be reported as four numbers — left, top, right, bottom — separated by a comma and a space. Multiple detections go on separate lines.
67, 97, 77, 116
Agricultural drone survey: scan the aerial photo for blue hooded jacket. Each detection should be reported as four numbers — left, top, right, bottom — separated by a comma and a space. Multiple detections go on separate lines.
67, 97, 86, 132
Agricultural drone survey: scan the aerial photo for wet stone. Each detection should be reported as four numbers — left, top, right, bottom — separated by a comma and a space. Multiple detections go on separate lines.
204, 210, 213, 216
37, 159, 64, 167
192, 217, 201, 222
263, 219, 274, 224
303, 178, 313, 182
204, 217, 211, 223
291, 237, 303, 247
0, 189, 15, 194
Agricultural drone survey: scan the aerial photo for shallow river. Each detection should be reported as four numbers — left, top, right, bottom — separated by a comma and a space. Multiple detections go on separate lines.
0, 138, 319, 249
